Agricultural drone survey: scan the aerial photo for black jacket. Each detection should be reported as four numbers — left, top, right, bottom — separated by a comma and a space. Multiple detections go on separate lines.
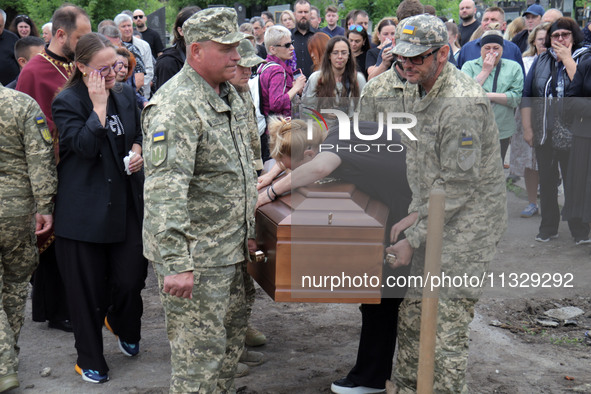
154, 45, 185, 91
52, 82, 143, 243
527, 46, 591, 145
565, 57, 591, 138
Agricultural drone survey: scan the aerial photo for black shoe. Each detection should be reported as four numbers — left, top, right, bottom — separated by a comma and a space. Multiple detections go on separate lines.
331, 377, 385, 393
48, 319, 73, 332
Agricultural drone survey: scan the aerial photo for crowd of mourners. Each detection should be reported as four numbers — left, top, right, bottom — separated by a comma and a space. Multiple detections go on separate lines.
1, 0, 591, 393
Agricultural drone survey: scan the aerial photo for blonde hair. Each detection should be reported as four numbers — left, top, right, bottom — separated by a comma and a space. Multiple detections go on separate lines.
268, 116, 326, 164
505, 17, 525, 40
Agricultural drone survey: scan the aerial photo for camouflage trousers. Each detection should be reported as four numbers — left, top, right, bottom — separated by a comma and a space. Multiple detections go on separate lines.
394, 246, 490, 393
157, 263, 247, 393
0, 215, 38, 376
242, 262, 255, 320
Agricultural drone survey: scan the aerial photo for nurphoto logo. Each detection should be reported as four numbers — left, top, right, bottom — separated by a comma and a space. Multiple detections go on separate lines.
307, 109, 418, 153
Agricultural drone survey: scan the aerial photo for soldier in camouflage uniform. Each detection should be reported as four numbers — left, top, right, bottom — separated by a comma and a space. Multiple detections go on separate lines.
231, 39, 264, 172
141, 8, 257, 393
386, 15, 507, 393
359, 57, 406, 122
0, 86, 57, 391
229, 39, 268, 363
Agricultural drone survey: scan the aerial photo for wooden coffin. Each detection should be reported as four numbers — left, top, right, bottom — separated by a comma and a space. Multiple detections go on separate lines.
249, 181, 388, 303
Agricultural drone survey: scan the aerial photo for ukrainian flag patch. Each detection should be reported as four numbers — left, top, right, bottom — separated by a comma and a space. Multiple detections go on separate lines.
461, 137, 473, 146
402, 25, 415, 35
153, 131, 165, 142
36, 116, 45, 125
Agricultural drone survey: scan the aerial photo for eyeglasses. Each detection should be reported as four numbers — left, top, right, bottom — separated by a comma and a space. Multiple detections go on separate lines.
16, 15, 31, 21
331, 50, 350, 57
396, 47, 441, 66
85, 61, 125, 77
550, 31, 572, 40
274, 41, 294, 48
133, 15, 145, 20
349, 24, 364, 32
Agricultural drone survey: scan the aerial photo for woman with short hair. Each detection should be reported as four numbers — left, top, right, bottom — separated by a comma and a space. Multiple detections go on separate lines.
259, 25, 307, 162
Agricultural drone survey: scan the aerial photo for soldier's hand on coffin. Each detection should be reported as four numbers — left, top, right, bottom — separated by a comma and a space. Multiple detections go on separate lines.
390, 212, 418, 243
35, 213, 53, 235
163, 271, 194, 299
248, 239, 257, 254
385, 239, 414, 269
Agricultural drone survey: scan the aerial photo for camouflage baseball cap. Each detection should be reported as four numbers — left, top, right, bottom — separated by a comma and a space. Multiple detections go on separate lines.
392, 14, 448, 58
237, 39, 264, 68
183, 7, 253, 45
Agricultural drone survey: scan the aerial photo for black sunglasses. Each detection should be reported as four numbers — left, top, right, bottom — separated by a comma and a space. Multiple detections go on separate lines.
16, 15, 31, 21
274, 41, 294, 48
396, 47, 441, 66
133, 15, 145, 20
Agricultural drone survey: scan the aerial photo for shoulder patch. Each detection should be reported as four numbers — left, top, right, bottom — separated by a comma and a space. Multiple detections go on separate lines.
150, 130, 167, 167
36, 116, 53, 145
457, 133, 475, 171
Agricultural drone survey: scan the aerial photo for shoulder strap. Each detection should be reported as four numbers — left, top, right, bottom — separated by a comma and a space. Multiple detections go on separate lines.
259, 61, 288, 95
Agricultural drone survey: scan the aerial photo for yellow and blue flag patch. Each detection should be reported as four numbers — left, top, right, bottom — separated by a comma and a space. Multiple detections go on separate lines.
153, 131, 165, 142
461, 136, 473, 146
402, 25, 415, 35
35, 116, 52, 145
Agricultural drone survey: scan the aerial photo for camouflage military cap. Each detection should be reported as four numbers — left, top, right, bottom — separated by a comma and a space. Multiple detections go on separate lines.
237, 39, 263, 68
392, 14, 448, 58
183, 7, 253, 45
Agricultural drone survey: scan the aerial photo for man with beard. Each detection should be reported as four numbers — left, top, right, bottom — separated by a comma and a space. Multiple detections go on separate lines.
292, 0, 318, 78
389, 14, 506, 392
458, 0, 480, 46
133, 9, 164, 59
16, 4, 91, 334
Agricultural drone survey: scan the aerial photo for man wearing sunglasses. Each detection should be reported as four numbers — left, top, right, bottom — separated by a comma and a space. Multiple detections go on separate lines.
133, 9, 164, 59
388, 14, 506, 393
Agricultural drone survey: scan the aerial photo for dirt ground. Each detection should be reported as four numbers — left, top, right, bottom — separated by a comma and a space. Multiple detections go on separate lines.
12, 184, 591, 393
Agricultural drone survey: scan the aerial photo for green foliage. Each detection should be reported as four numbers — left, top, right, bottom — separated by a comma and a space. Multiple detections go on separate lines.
11, 0, 167, 31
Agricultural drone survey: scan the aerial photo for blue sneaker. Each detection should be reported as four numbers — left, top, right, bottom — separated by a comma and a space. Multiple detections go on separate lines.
118, 339, 139, 357
105, 316, 139, 357
520, 203, 538, 218
75, 364, 108, 384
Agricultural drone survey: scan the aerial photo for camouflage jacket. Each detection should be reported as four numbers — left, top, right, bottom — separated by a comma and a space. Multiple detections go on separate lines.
237, 90, 263, 171
402, 63, 507, 257
359, 66, 406, 122
142, 64, 257, 276
0, 86, 57, 217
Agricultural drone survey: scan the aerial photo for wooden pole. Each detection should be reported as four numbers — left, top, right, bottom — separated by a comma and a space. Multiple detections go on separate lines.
416, 189, 446, 394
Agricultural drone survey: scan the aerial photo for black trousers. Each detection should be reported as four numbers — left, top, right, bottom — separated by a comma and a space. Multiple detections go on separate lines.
536, 140, 589, 238
346, 264, 410, 389
55, 207, 147, 374
31, 242, 70, 323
